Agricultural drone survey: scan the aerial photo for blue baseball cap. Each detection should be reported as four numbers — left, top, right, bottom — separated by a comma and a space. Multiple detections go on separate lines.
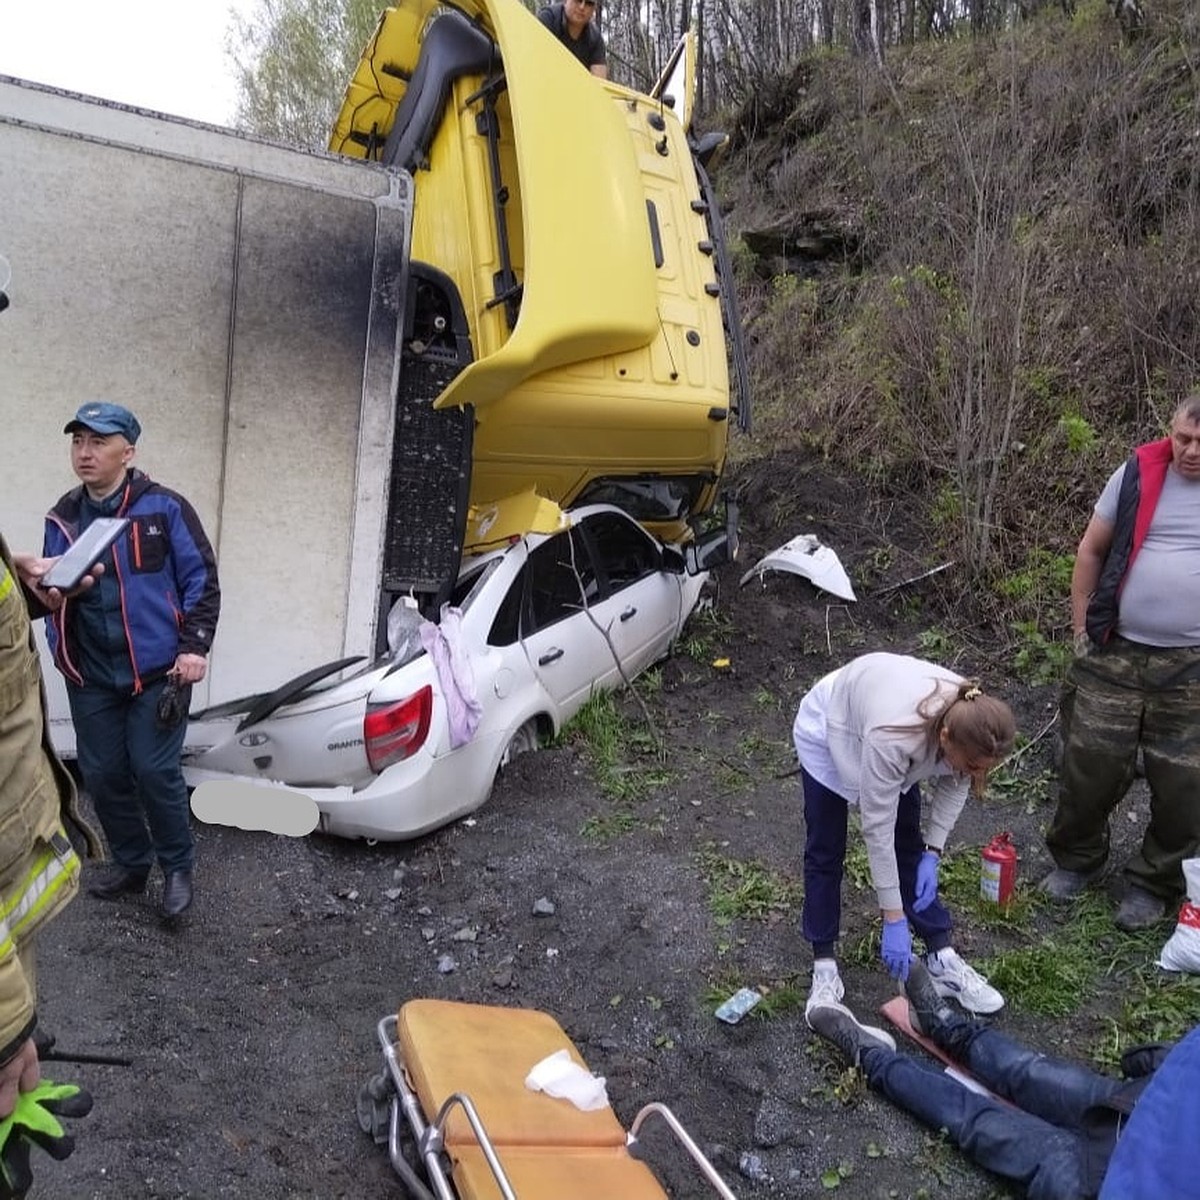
64, 402, 142, 444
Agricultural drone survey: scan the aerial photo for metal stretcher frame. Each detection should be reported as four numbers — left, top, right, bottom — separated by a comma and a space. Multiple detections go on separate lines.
359, 1008, 740, 1199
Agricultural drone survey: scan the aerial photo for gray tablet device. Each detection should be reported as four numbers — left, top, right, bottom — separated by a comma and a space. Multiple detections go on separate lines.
41, 517, 129, 591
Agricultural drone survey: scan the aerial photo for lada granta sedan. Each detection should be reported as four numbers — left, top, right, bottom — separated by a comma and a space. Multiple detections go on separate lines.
182, 505, 727, 841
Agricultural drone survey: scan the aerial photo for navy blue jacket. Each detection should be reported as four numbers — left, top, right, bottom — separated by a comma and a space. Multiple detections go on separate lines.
1097, 1026, 1198, 1198
44, 469, 220, 691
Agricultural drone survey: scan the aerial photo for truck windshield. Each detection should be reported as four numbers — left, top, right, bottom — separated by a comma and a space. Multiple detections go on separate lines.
574, 477, 709, 524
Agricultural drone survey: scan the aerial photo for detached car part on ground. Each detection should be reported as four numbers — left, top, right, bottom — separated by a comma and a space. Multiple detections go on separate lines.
182, 504, 730, 841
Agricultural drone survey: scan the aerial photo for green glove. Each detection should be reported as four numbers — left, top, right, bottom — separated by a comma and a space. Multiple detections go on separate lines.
0, 1081, 93, 1199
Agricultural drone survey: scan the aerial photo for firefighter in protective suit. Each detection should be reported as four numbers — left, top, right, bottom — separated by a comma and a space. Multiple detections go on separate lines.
0, 535, 101, 1196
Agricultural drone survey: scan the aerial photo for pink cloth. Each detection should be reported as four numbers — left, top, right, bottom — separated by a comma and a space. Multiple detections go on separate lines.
419, 606, 482, 748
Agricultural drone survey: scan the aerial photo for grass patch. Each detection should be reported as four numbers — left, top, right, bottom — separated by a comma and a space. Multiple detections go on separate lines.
984, 938, 1095, 1016
562, 691, 672, 802
985, 763, 1056, 813
1094, 969, 1200, 1067
695, 842, 802, 923
938, 847, 1038, 934
580, 808, 640, 842
678, 608, 735, 663
844, 837, 873, 892
701, 974, 804, 1022
982, 892, 1112, 1018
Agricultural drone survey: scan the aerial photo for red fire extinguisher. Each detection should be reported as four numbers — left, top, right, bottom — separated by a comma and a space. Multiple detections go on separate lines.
981, 833, 1018, 905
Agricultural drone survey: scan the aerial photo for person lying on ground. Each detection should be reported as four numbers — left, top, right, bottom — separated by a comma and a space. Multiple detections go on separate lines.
808, 959, 1197, 1200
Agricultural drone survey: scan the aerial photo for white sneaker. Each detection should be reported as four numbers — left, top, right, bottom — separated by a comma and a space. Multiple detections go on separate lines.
805, 964, 845, 1020
926, 948, 1004, 1014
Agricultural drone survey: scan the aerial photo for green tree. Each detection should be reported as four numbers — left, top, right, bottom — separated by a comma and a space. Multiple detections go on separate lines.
230, 0, 382, 147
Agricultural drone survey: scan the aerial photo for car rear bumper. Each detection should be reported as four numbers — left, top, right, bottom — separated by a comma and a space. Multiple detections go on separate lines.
184, 730, 504, 842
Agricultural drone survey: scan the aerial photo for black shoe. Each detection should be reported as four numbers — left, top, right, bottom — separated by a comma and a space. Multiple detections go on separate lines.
904, 960, 957, 1039
807, 1002, 896, 1067
1114, 887, 1167, 932
88, 867, 149, 900
1039, 865, 1104, 903
161, 870, 194, 918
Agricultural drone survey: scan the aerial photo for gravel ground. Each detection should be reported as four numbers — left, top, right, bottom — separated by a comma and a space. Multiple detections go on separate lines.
32, 452, 1170, 1199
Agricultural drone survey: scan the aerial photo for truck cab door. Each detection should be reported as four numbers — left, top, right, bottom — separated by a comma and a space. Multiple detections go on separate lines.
650, 34, 697, 133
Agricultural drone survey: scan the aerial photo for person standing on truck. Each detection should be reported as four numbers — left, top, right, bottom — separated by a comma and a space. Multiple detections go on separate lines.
44, 403, 220, 921
537, 0, 608, 77
793, 653, 1015, 1023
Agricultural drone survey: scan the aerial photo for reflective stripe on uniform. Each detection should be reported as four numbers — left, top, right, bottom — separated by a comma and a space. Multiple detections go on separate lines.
0, 564, 13, 604
0, 830, 80, 959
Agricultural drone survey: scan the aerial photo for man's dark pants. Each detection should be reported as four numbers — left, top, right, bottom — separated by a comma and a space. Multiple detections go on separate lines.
862, 1020, 1121, 1200
69, 679, 194, 875
1047, 638, 1200, 901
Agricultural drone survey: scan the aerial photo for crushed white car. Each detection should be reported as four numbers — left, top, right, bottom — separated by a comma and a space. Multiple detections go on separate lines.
183, 504, 728, 841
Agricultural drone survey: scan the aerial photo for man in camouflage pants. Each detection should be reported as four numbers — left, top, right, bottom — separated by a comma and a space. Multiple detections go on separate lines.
1040, 397, 1200, 931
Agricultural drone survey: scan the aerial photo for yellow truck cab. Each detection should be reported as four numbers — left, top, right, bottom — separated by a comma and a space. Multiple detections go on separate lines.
330, 0, 747, 585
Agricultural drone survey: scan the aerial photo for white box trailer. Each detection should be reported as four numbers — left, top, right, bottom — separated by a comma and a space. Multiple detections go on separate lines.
0, 76, 414, 753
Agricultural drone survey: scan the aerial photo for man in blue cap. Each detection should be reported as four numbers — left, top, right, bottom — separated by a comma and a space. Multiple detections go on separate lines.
43, 403, 220, 920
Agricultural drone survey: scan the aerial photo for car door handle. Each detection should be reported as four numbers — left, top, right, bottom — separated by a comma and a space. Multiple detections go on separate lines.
538, 647, 564, 666
619, 606, 637, 622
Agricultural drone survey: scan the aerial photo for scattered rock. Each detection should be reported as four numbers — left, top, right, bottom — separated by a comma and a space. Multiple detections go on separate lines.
437, 955, 458, 974
532, 897, 556, 916
738, 1151, 770, 1183
451, 926, 478, 942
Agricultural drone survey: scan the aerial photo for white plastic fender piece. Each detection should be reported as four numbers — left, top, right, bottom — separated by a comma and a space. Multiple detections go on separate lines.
738, 533, 857, 601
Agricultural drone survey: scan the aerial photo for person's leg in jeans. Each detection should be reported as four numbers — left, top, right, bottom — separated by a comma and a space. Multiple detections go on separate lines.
801, 768, 848, 957
126, 679, 194, 874
859, 1045, 1088, 1200
933, 1018, 1125, 1130
68, 683, 154, 873
896, 783, 953, 954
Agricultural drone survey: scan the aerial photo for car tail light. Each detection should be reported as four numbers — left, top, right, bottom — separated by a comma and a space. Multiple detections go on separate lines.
364, 685, 433, 773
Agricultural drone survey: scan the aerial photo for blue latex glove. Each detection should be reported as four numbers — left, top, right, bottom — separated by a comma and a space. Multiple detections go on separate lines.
881, 917, 912, 982
913, 850, 940, 913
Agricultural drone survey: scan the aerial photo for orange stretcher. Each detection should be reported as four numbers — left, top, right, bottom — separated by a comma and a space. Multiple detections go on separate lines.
357, 999, 739, 1199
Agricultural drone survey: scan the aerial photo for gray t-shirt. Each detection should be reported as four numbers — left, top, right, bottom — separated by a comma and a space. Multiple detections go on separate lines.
1095, 463, 1200, 646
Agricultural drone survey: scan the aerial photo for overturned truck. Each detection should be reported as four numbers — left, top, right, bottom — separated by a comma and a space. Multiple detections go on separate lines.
0, 0, 747, 835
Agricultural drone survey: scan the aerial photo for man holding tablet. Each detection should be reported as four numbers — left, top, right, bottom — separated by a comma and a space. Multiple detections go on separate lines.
44, 403, 220, 921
